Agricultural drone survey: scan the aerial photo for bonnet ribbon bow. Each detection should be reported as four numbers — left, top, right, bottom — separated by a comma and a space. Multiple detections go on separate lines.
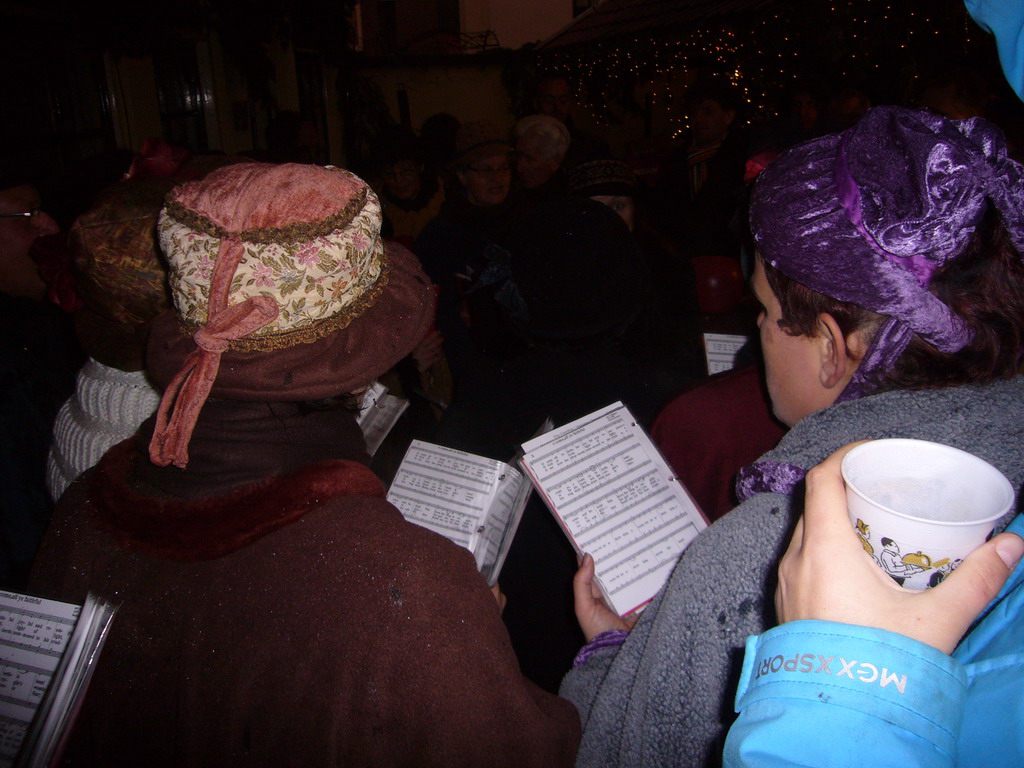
149, 237, 279, 468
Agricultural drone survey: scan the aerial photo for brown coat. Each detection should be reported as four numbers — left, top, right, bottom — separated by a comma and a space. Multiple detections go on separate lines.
29, 442, 579, 767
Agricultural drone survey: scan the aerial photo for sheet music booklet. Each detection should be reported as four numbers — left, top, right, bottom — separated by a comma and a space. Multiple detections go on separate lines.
388, 403, 706, 615
520, 402, 708, 617
387, 439, 537, 586
0, 591, 117, 768
356, 381, 409, 457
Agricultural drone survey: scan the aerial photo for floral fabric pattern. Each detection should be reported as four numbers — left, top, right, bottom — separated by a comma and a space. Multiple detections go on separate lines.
158, 182, 386, 344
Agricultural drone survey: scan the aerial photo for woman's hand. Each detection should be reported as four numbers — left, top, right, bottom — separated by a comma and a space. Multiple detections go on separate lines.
573, 554, 638, 642
777, 442, 1024, 654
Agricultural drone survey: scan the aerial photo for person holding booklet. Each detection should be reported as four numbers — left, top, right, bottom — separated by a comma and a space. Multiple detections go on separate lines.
561, 106, 1024, 766
27, 162, 580, 766
429, 197, 699, 693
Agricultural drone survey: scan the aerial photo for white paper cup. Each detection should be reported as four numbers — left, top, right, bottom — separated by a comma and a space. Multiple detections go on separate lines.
841, 439, 1014, 590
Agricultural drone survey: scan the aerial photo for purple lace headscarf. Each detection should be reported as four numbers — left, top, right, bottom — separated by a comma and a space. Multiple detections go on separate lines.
737, 107, 1024, 501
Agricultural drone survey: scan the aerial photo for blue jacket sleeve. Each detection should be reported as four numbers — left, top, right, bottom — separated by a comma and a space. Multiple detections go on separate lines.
965, 0, 1024, 101
723, 620, 968, 768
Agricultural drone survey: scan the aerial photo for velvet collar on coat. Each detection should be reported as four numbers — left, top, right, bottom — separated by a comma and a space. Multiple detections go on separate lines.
87, 400, 386, 562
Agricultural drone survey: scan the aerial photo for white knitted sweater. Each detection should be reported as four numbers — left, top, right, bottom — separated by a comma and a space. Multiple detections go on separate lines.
46, 358, 161, 501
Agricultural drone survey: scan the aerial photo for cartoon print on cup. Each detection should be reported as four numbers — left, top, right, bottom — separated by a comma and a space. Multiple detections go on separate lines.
927, 558, 961, 588
878, 538, 926, 586
854, 519, 874, 556
853, 519, 956, 586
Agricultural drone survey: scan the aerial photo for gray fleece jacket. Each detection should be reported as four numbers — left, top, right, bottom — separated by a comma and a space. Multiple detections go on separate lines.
560, 377, 1024, 768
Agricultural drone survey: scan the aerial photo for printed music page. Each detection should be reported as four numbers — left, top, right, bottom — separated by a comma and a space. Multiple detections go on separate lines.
356, 381, 409, 457
0, 592, 79, 768
387, 440, 530, 585
703, 332, 749, 375
520, 402, 707, 616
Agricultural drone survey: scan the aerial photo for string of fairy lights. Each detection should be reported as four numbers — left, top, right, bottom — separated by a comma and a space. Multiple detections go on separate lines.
536, 0, 983, 138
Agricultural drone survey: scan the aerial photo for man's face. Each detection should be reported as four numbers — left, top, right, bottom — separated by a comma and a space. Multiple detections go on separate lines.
515, 135, 560, 190
535, 78, 572, 124
0, 185, 57, 299
456, 153, 511, 207
689, 99, 736, 148
381, 160, 423, 202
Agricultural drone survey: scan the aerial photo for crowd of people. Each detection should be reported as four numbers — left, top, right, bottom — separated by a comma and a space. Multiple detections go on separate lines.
1, 2, 1023, 765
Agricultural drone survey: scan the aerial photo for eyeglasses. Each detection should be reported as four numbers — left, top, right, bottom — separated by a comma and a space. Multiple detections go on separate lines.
0, 209, 42, 219
467, 164, 510, 177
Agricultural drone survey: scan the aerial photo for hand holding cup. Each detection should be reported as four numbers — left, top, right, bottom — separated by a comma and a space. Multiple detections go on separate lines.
777, 442, 1023, 654
841, 439, 1014, 590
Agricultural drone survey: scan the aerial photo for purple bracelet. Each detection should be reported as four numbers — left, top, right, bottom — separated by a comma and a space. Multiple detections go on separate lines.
573, 629, 629, 667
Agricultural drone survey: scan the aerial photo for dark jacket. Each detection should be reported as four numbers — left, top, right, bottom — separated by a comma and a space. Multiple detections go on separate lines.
27, 407, 580, 767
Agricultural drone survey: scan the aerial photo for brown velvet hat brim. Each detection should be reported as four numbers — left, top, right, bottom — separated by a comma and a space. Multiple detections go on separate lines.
147, 242, 435, 401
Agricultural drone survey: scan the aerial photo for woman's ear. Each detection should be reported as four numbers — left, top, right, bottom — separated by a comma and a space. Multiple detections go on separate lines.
815, 312, 863, 390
